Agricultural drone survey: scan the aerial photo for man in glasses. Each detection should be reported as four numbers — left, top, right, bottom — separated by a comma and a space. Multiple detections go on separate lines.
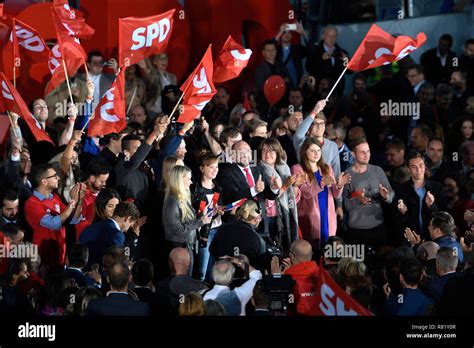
24, 164, 84, 271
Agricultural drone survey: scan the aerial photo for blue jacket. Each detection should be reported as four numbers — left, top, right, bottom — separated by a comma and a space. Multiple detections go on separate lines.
86, 293, 149, 316
79, 219, 124, 266
384, 288, 433, 316
434, 235, 464, 263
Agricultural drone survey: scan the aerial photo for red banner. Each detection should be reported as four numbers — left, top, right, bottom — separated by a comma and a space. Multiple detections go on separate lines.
177, 45, 216, 123
46, 7, 88, 95
0, 72, 54, 144
312, 267, 373, 316
52, 1, 95, 40
88, 70, 127, 137
119, 9, 175, 67
347, 24, 426, 71
213, 35, 252, 83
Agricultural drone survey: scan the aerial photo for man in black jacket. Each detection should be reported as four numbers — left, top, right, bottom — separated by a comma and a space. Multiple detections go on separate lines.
395, 150, 446, 241
306, 25, 349, 96
86, 261, 149, 316
218, 141, 280, 236
420, 34, 457, 87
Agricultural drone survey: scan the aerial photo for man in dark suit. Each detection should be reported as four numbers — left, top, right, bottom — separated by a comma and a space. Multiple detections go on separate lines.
424, 138, 454, 184
218, 141, 280, 235
395, 150, 446, 241
80, 50, 116, 111
306, 25, 349, 96
86, 261, 149, 316
79, 202, 140, 267
425, 247, 458, 302
437, 251, 474, 315
64, 243, 101, 288
131, 259, 161, 316
420, 34, 457, 87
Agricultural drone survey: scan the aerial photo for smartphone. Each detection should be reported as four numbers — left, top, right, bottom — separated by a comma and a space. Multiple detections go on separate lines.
286, 23, 297, 31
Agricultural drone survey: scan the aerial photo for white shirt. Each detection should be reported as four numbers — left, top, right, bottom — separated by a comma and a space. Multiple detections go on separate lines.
109, 218, 121, 231
238, 165, 258, 197
414, 80, 425, 95
323, 43, 335, 66
204, 270, 262, 315
90, 73, 102, 111
436, 48, 447, 67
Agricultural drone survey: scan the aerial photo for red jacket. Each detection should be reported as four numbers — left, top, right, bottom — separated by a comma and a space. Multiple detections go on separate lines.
284, 261, 320, 316
25, 193, 67, 270
75, 189, 98, 240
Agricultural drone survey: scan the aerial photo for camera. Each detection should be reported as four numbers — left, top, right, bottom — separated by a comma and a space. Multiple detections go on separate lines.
256, 274, 295, 316
286, 23, 297, 31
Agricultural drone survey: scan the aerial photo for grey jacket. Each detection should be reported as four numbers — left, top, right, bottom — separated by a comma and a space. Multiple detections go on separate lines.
162, 196, 203, 245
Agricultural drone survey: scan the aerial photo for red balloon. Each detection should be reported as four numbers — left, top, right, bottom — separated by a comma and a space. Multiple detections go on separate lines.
263, 75, 286, 105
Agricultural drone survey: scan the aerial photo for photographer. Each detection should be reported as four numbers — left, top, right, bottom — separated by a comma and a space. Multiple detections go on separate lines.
271, 239, 319, 316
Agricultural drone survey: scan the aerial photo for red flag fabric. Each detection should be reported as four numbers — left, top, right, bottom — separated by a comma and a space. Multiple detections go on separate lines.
177, 45, 217, 123
46, 7, 87, 95
0, 4, 3, 18
119, 9, 175, 67
52, 0, 95, 40
88, 70, 127, 137
213, 35, 252, 83
243, 92, 252, 111
0, 72, 54, 144
312, 267, 373, 316
347, 24, 426, 71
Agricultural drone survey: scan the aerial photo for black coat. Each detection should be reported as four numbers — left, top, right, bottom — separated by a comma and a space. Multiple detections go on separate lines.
210, 220, 266, 268
394, 179, 446, 240
86, 293, 149, 316
437, 267, 474, 315
420, 47, 457, 87
277, 43, 308, 88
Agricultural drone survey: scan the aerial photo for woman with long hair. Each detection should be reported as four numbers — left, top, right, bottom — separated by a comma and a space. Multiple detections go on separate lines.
192, 152, 223, 281
93, 188, 121, 223
258, 137, 298, 252
163, 165, 212, 274
291, 137, 350, 251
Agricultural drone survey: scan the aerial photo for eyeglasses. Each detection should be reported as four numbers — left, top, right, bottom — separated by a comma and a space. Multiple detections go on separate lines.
44, 173, 59, 179
261, 147, 276, 154
314, 122, 326, 128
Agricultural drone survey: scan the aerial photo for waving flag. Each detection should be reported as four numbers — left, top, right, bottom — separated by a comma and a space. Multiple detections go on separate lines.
0, 72, 54, 144
52, 0, 95, 40
213, 35, 252, 83
177, 45, 217, 123
347, 24, 426, 71
88, 70, 127, 137
312, 267, 373, 316
119, 9, 175, 67
221, 198, 247, 212
2, 18, 51, 83
46, 7, 87, 95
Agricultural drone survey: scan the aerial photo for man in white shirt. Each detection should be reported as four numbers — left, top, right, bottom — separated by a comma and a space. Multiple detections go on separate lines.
204, 258, 262, 316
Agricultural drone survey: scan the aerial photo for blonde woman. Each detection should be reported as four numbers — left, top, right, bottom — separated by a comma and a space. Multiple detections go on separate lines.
163, 165, 212, 274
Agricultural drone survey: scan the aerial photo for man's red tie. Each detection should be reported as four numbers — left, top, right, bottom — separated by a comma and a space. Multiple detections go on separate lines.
243, 167, 254, 188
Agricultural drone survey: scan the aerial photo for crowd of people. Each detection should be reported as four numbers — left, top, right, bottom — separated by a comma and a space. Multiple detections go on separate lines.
0, 21, 473, 317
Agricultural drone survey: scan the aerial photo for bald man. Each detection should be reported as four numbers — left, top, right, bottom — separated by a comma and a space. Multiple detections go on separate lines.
416, 241, 440, 280
271, 239, 319, 315
218, 140, 280, 235
156, 247, 207, 299
129, 105, 148, 127
306, 24, 349, 95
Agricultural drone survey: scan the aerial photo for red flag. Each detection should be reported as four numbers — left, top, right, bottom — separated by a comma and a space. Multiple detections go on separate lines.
312, 267, 372, 316
0, 72, 54, 144
213, 35, 252, 83
88, 70, 127, 137
46, 7, 87, 95
0, 4, 3, 18
177, 45, 217, 123
52, 0, 95, 40
119, 9, 175, 67
243, 92, 252, 111
347, 24, 426, 71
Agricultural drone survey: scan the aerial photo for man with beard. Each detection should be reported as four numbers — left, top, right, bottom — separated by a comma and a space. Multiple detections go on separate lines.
25, 164, 84, 270
1, 144, 33, 202
75, 161, 110, 240
0, 191, 21, 229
